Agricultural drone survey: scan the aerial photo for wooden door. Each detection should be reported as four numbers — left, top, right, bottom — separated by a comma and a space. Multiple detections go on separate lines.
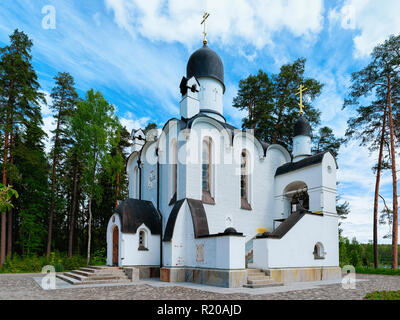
112, 226, 119, 266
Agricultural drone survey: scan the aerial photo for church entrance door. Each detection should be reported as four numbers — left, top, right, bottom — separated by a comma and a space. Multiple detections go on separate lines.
112, 226, 119, 266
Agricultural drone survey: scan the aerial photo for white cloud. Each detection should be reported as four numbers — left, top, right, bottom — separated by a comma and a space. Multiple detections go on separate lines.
330, 0, 400, 58
120, 116, 151, 134
104, 0, 324, 49
42, 116, 56, 154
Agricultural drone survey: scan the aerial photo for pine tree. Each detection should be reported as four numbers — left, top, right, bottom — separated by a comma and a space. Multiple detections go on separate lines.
46, 72, 78, 257
232, 59, 323, 149
13, 120, 50, 255
0, 29, 44, 265
344, 35, 400, 269
313, 126, 344, 158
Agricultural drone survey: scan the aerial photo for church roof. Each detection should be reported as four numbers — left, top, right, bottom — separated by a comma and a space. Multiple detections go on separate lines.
275, 151, 338, 176
163, 198, 210, 241
256, 210, 323, 239
114, 199, 161, 235
293, 115, 312, 137
187, 44, 225, 93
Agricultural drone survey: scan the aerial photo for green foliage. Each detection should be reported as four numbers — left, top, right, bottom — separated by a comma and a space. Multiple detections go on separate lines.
365, 291, 400, 300
0, 252, 104, 274
233, 59, 323, 150
0, 184, 18, 213
313, 127, 344, 158
356, 267, 400, 276
340, 236, 400, 267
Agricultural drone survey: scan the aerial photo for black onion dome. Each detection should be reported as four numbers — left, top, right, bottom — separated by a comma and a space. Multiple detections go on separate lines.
223, 227, 238, 235
294, 116, 311, 137
187, 44, 225, 92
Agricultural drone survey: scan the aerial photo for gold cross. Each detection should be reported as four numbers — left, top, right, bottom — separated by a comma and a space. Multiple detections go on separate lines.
201, 12, 210, 45
295, 84, 308, 116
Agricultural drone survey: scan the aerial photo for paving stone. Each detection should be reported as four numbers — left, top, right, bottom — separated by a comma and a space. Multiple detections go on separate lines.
0, 273, 399, 300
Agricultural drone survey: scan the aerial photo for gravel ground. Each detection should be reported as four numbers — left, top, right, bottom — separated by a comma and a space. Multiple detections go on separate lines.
0, 273, 400, 300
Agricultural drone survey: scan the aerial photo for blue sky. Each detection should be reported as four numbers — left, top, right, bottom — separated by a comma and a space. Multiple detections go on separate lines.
1, 0, 400, 243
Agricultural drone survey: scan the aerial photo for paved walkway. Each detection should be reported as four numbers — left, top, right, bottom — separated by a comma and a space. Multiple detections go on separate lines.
0, 273, 399, 300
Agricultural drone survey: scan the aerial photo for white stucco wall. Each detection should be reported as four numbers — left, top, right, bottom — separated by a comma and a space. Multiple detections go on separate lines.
197, 77, 224, 116
107, 214, 160, 267
253, 214, 339, 269
123, 110, 339, 271
163, 200, 245, 269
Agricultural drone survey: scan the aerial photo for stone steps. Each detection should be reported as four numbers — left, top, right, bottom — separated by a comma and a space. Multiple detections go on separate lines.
244, 269, 283, 288
56, 266, 131, 285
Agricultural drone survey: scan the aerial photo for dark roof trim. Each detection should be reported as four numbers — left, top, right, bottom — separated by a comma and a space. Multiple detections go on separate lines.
114, 199, 161, 235
275, 151, 338, 177
256, 210, 323, 239
187, 198, 210, 238
163, 199, 185, 241
163, 198, 210, 241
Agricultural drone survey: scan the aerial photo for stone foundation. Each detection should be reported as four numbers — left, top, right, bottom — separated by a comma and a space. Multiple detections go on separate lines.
123, 266, 160, 281
160, 267, 247, 288
267, 266, 342, 283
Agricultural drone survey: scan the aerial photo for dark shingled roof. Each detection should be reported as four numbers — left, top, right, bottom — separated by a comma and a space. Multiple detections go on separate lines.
257, 210, 323, 239
294, 116, 312, 137
114, 199, 161, 235
187, 44, 225, 93
187, 198, 210, 238
163, 199, 185, 241
275, 151, 338, 176
163, 198, 210, 241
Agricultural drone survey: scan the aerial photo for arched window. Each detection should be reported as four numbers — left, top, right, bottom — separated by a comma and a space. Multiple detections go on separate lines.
241, 150, 251, 210
202, 137, 215, 204
138, 229, 148, 251
313, 242, 325, 259
283, 181, 309, 215
133, 166, 139, 199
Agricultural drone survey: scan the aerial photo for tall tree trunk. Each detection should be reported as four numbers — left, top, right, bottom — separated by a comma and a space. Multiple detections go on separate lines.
87, 164, 96, 266
68, 156, 79, 258
1, 115, 9, 266
373, 104, 388, 268
7, 115, 14, 257
387, 75, 398, 269
87, 194, 92, 266
46, 103, 63, 257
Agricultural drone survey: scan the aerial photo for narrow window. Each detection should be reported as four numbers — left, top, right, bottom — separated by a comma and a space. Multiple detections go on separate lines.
241, 150, 251, 210
202, 137, 215, 204
134, 166, 139, 199
138, 230, 148, 251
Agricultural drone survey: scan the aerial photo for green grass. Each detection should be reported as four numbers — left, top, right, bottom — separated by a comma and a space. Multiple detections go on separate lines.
355, 266, 400, 276
0, 249, 106, 274
365, 291, 400, 300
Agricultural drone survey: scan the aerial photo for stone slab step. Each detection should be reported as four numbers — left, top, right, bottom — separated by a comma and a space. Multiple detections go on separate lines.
247, 279, 277, 285
64, 272, 126, 282
247, 270, 265, 275
247, 276, 272, 281
56, 274, 81, 285
243, 282, 284, 288
72, 269, 126, 278
79, 267, 97, 273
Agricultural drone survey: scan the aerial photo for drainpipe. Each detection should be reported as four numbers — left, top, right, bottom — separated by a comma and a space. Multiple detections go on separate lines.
138, 158, 142, 200
156, 148, 163, 269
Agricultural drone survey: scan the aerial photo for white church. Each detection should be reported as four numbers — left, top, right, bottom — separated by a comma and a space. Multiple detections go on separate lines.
106, 36, 341, 287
